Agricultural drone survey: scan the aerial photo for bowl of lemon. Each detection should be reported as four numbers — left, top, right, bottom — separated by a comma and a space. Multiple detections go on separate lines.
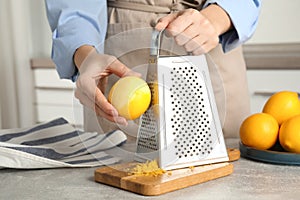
239, 91, 300, 165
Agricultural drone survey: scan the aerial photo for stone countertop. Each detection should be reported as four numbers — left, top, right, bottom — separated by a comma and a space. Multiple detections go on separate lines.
1, 139, 299, 200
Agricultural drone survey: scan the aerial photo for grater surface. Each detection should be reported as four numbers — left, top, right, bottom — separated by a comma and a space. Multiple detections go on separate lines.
135, 31, 161, 160
135, 31, 228, 169
156, 55, 229, 170
169, 61, 216, 159
136, 106, 158, 153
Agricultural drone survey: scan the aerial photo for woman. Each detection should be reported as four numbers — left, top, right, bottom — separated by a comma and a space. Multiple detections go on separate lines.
45, 0, 261, 138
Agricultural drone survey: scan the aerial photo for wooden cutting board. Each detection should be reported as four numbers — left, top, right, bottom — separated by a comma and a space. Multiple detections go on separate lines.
94, 148, 240, 196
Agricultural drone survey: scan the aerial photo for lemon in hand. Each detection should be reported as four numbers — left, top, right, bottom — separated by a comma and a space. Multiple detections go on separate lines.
108, 76, 151, 120
279, 115, 300, 153
263, 91, 300, 125
240, 113, 279, 150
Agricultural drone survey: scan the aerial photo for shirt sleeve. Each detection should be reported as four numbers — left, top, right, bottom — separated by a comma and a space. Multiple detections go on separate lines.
203, 0, 261, 52
45, 0, 107, 81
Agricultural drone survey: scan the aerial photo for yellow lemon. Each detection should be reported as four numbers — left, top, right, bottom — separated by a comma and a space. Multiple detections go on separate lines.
279, 115, 300, 153
108, 76, 151, 120
263, 91, 300, 125
148, 81, 160, 118
240, 113, 279, 150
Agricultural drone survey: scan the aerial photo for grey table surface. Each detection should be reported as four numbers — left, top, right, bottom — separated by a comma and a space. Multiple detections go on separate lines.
1, 139, 299, 200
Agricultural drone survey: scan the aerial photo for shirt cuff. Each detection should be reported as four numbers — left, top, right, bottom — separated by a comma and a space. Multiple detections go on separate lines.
203, 0, 261, 52
51, 17, 105, 82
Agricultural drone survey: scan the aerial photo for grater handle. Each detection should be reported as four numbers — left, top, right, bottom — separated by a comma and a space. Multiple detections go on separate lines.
150, 29, 164, 57
150, 29, 194, 57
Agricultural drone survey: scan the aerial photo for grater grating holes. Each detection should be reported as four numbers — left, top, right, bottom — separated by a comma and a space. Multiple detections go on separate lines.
136, 74, 159, 152
137, 109, 158, 151
170, 64, 214, 159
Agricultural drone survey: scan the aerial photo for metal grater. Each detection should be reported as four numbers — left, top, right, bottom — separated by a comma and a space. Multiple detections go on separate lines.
135, 30, 229, 170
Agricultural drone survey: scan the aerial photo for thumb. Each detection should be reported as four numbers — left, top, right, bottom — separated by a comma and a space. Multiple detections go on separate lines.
155, 12, 179, 31
124, 70, 142, 78
108, 59, 141, 78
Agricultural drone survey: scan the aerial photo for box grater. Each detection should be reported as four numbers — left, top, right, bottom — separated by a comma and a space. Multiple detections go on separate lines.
135, 30, 229, 170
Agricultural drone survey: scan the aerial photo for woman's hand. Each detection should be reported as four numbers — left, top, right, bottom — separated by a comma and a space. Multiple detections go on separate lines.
73, 45, 139, 126
155, 5, 232, 54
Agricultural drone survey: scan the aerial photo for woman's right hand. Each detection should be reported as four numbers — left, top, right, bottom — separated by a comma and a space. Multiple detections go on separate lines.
73, 45, 139, 126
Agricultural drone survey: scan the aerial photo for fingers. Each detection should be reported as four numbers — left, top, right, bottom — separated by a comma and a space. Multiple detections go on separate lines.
75, 86, 128, 126
155, 9, 219, 54
76, 75, 115, 116
75, 88, 96, 111
94, 86, 118, 116
155, 12, 178, 31
76, 75, 124, 121
184, 34, 206, 52
76, 75, 102, 109
193, 41, 217, 55
174, 22, 200, 46
156, 9, 197, 36
97, 76, 108, 94
165, 10, 196, 37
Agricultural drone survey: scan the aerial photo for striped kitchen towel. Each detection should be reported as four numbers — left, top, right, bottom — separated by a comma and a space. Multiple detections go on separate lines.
0, 118, 127, 169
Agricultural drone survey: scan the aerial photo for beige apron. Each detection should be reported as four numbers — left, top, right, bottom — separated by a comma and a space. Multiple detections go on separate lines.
84, 0, 250, 138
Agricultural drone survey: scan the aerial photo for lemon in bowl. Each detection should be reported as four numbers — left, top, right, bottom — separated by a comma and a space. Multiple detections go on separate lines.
239, 113, 279, 150
279, 115, 300, 153
263, 91, 300, 125
108, 76, 151, 120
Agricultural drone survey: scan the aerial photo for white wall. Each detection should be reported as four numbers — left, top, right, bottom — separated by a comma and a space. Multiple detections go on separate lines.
0, 0, 34, 128
29, 0, 52, 58
247, 0, 300, 44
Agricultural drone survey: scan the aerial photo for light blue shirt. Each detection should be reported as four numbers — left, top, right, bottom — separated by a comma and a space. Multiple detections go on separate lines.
45, 0, 261, 81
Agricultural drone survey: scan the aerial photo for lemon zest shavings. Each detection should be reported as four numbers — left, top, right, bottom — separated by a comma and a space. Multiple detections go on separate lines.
129, 160, 166, 177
